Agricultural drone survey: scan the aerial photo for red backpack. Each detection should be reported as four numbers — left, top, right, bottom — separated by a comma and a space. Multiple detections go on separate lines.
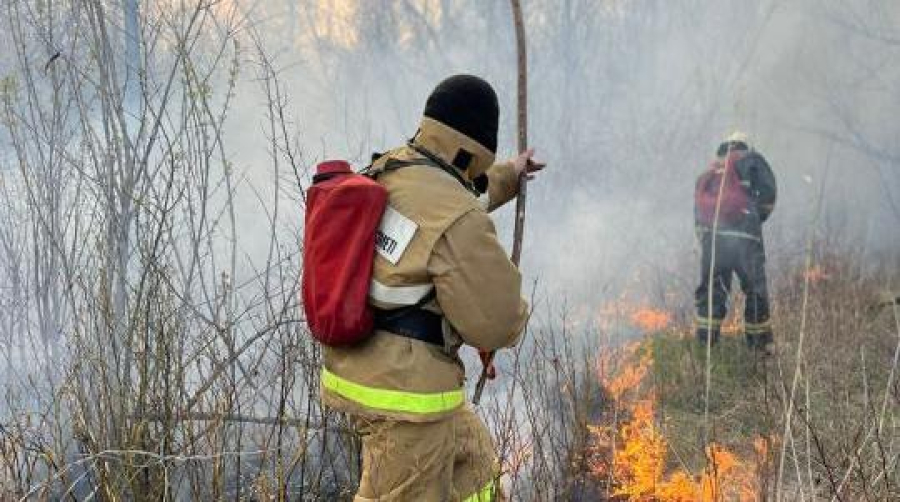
302, 160, 387, 346
695, 151, 749, 227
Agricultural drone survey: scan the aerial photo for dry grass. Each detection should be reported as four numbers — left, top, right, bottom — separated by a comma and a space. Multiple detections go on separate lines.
0, 1, 897, 500
585, 252, 900, 501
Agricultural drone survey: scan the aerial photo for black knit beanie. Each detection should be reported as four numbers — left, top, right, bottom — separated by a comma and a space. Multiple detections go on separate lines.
423, 74, 499, 154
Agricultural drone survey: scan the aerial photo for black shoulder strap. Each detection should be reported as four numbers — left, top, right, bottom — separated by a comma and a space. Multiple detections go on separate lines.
364, 147, 479, 196
360, 156, 431, 177
406, 142, 478, 195
383, 158, 434, 172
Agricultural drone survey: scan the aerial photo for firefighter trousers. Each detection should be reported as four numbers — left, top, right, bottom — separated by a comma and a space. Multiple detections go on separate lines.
695, 233, 773, 347
351, 407, 502, 501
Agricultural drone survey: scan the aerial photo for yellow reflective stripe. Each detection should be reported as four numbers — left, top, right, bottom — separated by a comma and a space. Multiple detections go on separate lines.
696, 317, 722, 327
695, 227, 761, 241
321, 368, 464, 414
463, 478, 495, 502
745, 321, 772, 334
713, 230, 760, 241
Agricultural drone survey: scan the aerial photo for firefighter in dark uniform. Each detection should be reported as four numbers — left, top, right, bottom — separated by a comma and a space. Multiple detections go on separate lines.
695, 132, 777, 351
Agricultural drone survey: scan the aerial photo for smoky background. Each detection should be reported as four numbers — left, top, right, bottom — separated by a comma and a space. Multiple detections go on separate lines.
227, 0, 899, 309
1, 0, 898, 499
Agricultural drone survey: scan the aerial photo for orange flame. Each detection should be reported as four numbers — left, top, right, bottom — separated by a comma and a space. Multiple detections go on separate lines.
591, 342, 768, 501
594, 300, 673, 334
599, 344, 652, 401
720, 317, 742, 336
804, 265, 831, 283
630, 308, 672, 332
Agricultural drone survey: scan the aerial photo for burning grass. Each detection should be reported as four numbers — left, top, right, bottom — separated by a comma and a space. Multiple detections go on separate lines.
589, 340, 773, 501
583, 252, 900, 501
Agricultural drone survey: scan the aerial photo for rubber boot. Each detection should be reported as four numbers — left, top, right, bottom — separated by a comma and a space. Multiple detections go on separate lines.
745, 331, 774, 355
696, 327, 720, 346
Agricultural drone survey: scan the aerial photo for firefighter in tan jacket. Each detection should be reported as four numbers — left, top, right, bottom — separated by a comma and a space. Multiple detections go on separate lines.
321, 75, 542, 501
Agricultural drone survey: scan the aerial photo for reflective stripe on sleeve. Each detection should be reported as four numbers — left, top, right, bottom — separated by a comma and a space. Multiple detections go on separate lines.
369, 279, 433, 306
463, 478, 496, 502
321, 367, 464, 414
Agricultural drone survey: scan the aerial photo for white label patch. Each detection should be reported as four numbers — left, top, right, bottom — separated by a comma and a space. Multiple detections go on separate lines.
375, 206, 418, 265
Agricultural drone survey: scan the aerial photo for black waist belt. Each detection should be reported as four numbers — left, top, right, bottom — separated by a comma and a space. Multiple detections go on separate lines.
373, 308, 444, 347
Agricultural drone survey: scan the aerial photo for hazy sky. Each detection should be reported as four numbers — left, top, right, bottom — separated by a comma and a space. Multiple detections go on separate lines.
218, 0, 899, 311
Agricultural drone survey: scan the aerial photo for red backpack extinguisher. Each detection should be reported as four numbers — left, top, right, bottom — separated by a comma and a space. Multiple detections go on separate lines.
302, 160, 387, 346
694, 150, 750, 227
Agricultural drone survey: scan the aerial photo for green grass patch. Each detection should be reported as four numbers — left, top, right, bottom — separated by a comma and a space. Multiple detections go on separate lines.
648, 332, 775, 470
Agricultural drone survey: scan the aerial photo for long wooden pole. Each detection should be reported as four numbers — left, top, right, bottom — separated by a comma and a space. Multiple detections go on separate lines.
509, 0, 529, 266
473, 0, 527, 405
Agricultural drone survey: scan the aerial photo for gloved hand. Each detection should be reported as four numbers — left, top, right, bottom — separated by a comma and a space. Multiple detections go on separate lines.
478, 350, 496, 380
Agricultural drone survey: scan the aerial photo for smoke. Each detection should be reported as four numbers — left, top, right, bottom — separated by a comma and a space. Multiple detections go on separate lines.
4, 0, 894, 337
6, 0, 893, 339
0, 1, 897, 495
223, 0, 899, 309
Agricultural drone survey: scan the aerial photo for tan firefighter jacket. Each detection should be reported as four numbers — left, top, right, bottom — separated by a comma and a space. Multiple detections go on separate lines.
320, 117, 529, 422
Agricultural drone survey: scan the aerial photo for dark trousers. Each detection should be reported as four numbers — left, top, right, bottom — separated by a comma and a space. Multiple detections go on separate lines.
695, 233, 772, 347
